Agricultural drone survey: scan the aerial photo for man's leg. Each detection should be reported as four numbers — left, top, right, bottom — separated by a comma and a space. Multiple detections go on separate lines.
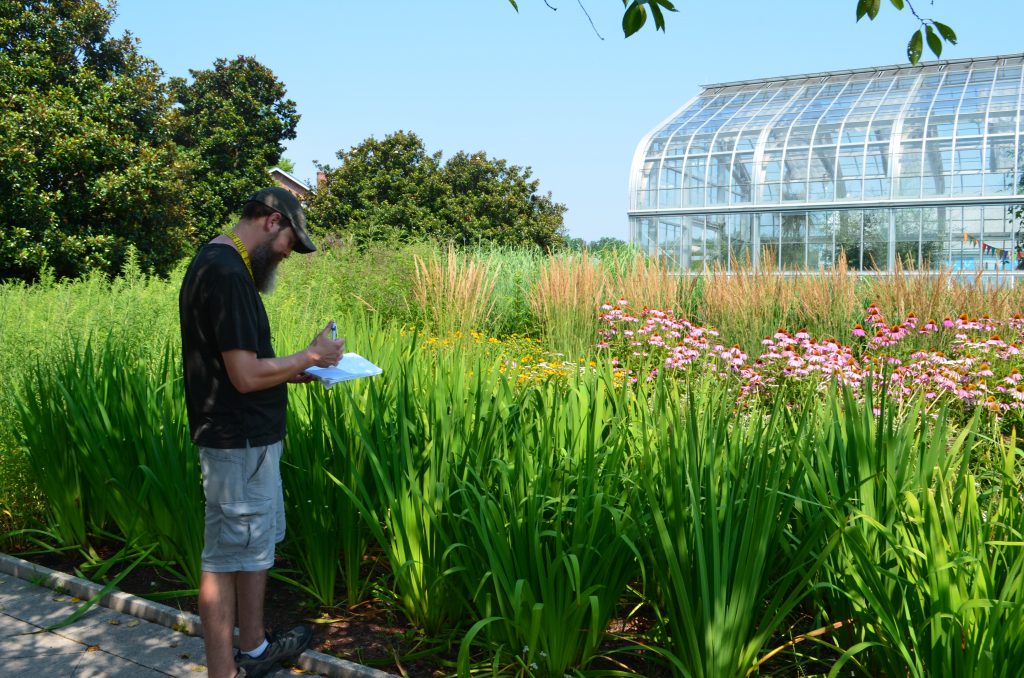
199, 571, 238, 678
236, 569, 268, 651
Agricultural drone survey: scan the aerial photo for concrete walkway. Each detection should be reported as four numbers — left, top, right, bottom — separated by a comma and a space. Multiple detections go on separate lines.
0, 553, 396, 678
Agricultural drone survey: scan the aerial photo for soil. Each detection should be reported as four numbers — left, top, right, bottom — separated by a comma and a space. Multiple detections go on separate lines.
8, 541, 672, 677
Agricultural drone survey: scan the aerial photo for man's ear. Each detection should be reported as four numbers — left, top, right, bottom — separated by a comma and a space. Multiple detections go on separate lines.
265, 212, 282, 233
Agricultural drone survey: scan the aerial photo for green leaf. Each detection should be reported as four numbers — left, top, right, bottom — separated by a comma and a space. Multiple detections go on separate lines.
856, 0, 871, 21
889, 0, 904, 9
925, 24, 942, 58
867, 0, 881, 19
650, 1, 667, 31
622, 2, 647, 37
907, 29, 923, 64
507, 0, 518, 10
934, 21, 958, 44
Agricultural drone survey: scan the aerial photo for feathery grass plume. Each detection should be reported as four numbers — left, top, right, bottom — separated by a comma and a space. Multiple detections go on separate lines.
413, 245, 500, 339
609, 252, 694, 315
946, 268, 1024, 321
788, 250, 861, 340
865, 255, 957, 326
529, 250, 608, 357
698, 250, 795, 355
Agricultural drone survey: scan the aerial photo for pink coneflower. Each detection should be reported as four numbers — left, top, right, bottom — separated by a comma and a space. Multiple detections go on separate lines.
853, 324, 866, 337
943, 317, 954, 328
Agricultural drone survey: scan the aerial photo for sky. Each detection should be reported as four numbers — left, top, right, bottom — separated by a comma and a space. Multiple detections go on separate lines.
110, 1, 1024, 243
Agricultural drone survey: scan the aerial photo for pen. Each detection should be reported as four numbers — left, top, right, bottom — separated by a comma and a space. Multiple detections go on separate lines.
331, 321, 337, 340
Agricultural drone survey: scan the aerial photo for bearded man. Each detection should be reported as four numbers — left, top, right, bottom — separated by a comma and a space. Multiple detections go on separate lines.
179, 187, 345, 678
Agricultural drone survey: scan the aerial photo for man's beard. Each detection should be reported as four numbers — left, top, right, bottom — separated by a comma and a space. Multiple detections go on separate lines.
250, 236, 283, 294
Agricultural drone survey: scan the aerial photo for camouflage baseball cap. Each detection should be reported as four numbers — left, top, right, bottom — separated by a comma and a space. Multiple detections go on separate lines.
247, 187, 316, 253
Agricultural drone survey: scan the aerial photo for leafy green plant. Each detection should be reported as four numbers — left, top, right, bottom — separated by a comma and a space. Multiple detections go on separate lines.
636, 378, 836, 678
450, 373, 641, 677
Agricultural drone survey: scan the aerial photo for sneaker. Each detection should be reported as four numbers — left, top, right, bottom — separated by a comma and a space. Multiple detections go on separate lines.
235, 625, 313, 678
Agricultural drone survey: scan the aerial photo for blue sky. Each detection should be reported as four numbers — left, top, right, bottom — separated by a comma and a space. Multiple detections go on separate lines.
111, 1, 1023, 243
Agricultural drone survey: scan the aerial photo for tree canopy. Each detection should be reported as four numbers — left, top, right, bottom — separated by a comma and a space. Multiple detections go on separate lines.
0, 0, 299, 281
307, 131, 568, 250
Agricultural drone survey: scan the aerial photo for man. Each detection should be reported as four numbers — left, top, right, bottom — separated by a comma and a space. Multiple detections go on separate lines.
179, 187, 345, 678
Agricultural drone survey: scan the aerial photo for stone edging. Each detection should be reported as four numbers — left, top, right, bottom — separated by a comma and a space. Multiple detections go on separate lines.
0, 552, 397, 678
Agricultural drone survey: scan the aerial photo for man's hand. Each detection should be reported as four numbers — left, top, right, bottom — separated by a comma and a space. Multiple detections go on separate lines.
306, 322, 345, 368
287, 372, 316, 384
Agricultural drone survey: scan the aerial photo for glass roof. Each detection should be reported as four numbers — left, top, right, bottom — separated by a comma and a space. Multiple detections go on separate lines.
630, 53, 1024, 213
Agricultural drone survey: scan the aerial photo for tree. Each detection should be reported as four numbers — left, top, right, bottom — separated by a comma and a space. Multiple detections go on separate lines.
436, 151, 566, 249
0, 0, 199, 280
170, 56, 299, 239
0, 0, 201, 280
0, 2, 300, 281
508, 0, 957, 64
306, 131, 568, 250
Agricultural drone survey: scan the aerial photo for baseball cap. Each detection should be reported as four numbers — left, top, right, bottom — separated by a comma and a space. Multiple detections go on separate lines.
247, 187, 316, 253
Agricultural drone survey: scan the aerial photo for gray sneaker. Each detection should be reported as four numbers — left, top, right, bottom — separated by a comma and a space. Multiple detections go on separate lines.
235, 625, 313, 678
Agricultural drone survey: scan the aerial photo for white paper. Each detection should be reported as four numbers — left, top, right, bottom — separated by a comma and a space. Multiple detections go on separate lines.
304, 352, 382, 388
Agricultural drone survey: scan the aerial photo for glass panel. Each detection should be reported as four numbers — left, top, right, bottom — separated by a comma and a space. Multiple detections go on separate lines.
807, 211, 838, 268
988, 111, 1018, 135
863, 143, 890, 198
836, 210, 864, 269
637, 160, 657, 209
707, 154, 731, 206
861, 209, 889, 271
981, 205, 1016, 272
955, 206, 983, 271
683, 157, 706, 207
928, 115, 957, 137
920, 207, 948, 269
841, 123, 868, 144
659, 159, 682, 208
759, 212, 780, 266
713, 131, 738, 153
897, 140, 922, 198
902, 117, 927, 140
731, 153, 754, 203
657, 217, 683, 269
954, 113, 984, 137
985, 137, 1016, 195
780, 213, 806, 268
761, 150, 782, 202
726, 214, 754, 269
866, 120, 890, 143
894, 208, 921, 267
705, 217, 724, 269
922, 139, 953, 196
687, 216, 707, 271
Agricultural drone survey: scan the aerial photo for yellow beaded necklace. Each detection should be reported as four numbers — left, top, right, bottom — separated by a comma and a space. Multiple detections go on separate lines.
227, 232, 253, 280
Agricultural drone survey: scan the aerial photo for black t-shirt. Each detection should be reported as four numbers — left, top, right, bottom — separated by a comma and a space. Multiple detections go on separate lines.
179, 243, 287, 448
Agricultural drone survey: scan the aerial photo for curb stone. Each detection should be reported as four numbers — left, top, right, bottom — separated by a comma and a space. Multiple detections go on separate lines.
0, 552, 398, 678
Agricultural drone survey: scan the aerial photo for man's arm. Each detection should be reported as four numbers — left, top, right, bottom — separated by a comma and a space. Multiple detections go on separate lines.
222, 323, 345, 394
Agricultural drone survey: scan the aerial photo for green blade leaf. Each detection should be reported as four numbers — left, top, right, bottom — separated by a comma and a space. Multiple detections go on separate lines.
622, 2, 647, 37
907, 29, 923, 64
507, 0, 518, 10
925, 24, 942, 58
934, 21, 958, 44
867, 0, 881, 19
889, 0, 904, 9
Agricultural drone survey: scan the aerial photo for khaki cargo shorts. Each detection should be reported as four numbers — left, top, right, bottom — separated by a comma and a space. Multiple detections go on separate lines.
199, 441, 285, 572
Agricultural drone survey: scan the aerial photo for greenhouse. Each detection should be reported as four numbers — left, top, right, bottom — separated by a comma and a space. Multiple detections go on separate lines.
628, 53, 1024, 273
